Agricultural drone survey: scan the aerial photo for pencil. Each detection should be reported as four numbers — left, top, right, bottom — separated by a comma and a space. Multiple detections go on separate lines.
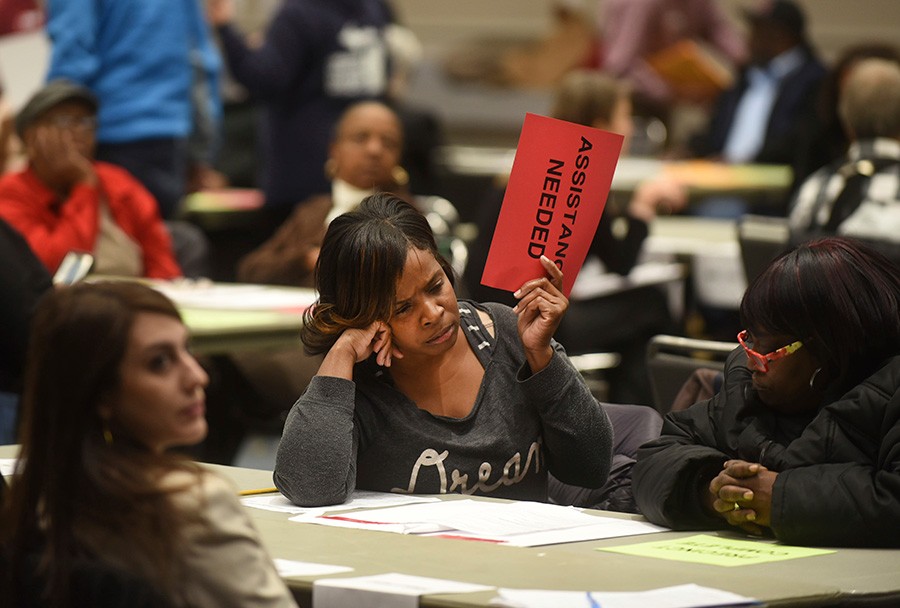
239, 487, 280, 496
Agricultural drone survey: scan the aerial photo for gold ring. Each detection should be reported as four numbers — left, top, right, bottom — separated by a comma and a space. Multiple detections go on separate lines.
733, 503, 741, 511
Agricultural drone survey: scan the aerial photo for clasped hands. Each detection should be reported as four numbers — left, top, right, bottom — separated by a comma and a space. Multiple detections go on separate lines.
707, 459, 777, 536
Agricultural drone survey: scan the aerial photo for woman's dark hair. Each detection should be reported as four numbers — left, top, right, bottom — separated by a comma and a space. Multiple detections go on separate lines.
740, 237, 900, 394
301, 192, 455, 354
1, 282, 199, 606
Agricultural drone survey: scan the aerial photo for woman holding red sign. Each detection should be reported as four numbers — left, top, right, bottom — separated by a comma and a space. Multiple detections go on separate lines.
274, 192, 615, 507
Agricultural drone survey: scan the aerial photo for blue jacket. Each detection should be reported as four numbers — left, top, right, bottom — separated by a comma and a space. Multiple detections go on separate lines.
46, 0, 222, 144
217, 0, 392, 208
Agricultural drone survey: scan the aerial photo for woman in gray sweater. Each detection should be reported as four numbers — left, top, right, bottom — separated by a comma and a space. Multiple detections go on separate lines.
274, 193, 614, 506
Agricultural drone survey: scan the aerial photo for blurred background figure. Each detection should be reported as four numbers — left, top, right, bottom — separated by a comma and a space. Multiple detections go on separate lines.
208, 0, 394, 227
44, 0, 222, 219
683, 0, 825, 220
788, 58, 900, 264
597, 0, 747, 148
466, 70, 687, 405
236, 100, 410, 287
688, 0, 825, 169
0, 81, 183, 280
790, 42, 900, 192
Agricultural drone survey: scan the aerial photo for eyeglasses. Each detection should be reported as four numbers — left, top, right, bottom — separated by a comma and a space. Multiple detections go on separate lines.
46, 115, 97, 132
737, 330, 803, 373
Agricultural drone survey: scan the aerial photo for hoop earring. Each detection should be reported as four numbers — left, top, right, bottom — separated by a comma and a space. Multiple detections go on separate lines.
809, 367, 823, 389
392, 165, 409, 187
102, 421, 114, 446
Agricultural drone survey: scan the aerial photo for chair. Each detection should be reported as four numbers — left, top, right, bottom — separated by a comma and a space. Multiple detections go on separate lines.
646, 334, 736, 414
737, 214, 790, 284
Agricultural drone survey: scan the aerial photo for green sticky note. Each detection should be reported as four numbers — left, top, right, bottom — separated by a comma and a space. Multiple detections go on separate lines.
599, 534, 835, 567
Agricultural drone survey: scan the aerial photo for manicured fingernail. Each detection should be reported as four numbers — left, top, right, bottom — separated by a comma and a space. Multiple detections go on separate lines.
513, 289, 521, 298
743, 491, 753, 500
746, 513, 756, 521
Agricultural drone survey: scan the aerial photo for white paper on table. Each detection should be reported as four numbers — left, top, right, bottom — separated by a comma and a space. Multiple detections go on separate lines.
293, 498, 667, 546
490, 584, 757, 608
290, 513, 453, 535
430, 518, 666, 547
243, 490, 438, 516
0, 458, 17, 477
272, 558, 353, 578
314, 572, 493, 608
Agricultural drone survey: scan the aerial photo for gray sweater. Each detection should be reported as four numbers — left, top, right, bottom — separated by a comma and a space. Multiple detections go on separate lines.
274, 300, 613, 506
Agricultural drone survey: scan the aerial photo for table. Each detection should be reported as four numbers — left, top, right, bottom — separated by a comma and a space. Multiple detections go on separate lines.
98, 278, 314, 356
218, 462, 900, 607
436, 145, 792, 201
3, 446, 898, 607
156, 281, 314, 356
179, 188, 266, 231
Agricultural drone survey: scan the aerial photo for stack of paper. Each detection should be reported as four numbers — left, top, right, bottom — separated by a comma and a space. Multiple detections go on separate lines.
290, 498, 665, 547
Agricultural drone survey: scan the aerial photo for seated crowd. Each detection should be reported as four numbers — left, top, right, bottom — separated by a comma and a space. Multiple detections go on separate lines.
1, 0, 900, 605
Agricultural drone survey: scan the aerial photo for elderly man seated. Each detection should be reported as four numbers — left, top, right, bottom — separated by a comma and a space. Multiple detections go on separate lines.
0, 80, 205, 278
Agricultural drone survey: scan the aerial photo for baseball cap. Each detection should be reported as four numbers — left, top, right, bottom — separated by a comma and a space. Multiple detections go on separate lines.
15, 79, 98, 138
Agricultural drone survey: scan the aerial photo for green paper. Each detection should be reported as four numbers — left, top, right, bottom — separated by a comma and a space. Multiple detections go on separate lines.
599, 534, 835, 567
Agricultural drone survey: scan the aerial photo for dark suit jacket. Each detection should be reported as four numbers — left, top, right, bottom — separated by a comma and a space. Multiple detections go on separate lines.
690, 47, 826, 165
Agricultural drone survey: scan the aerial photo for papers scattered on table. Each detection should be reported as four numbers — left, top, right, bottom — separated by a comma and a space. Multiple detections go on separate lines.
152, 280, 317, 312
291, 498, 665, 546
242, 490, 439, 516
0, 458, 17, 477
599, 534, 835, 567
272, 558, 353, 578
491, 584, 757, 608
313, 572, 493, 608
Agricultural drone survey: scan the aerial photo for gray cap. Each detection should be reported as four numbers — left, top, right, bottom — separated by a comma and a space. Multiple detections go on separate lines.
15, 79, 98, 138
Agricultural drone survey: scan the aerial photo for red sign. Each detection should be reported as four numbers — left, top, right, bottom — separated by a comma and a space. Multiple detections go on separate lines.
481, 113, 623, 296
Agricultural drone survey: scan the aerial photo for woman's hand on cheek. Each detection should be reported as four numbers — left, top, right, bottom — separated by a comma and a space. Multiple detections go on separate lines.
320, 322, 400, 378
373, 322, 403, 367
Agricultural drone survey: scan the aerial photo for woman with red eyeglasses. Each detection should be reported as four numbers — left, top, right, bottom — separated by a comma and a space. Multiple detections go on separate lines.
632, 237, 900, 546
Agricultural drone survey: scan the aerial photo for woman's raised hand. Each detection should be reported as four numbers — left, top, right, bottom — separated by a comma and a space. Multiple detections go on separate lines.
513, 255, 568, 373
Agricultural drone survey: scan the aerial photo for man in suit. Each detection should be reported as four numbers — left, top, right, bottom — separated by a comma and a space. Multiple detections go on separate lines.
689, 0, 825, 166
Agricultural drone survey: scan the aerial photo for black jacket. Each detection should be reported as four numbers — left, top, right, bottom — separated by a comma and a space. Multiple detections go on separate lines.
633, 348, 900, 547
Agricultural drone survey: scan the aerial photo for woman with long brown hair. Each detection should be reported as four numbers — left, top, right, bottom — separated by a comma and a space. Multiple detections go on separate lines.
0, 282, 297, 607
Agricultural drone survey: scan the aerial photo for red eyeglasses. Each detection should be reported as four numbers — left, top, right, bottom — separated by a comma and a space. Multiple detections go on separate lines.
737, 330, 804, 373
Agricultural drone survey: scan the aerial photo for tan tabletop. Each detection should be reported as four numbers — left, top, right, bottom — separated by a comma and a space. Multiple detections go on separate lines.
4, 453, 898, 607
207, 462, 900, 608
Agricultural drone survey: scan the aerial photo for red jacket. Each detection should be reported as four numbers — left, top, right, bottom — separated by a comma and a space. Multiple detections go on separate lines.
0, 162, 181, 278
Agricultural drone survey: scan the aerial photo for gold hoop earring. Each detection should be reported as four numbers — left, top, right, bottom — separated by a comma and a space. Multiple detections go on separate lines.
102, 421, 114, 446
391, 165, 409, 187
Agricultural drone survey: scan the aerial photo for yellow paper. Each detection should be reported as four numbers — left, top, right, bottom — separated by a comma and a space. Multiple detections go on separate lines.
599, 534, 834, 567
